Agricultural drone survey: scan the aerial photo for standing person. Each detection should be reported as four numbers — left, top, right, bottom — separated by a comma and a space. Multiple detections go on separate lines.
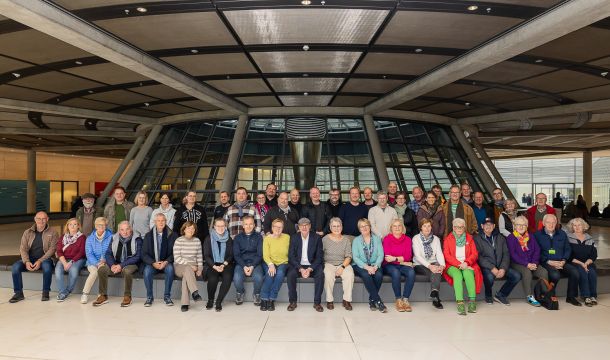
55, 218, 86, 302
260, 219, 290, 311
498, 199, 518, 238
575, 195, 588, 223
9, 211, 58, 303
352, 219, 387, 312
412, 218, 445, 309
141, 213, 177, 307
491, 188, 505, 225
289, 188, 302, 217
81, 217, 112, 304
470, 191, 494, 234
442, 185, 477, 237
394, 191, 418, 238
408, 186, 424, 214
174, 191, 209, 248
431, 184, 446, 206
301, 186, 332, 236
552, 192, 565, 223
387, 181, 399, 205
264, 183, 278, 208
254, 193, 269, 224
232, 215, 264, 306
417, 191, 445, 239
474, 218, 520, 305
286, 218, 325, 312
461, 183, 474, 206
382, 219, 416, 312
173, 221, 204, 312
339, 186, 369, 236
213, 191, 231, 220
203, 218, 234, 312
566, 218, 598, 306
327, 188, 343, 217
263, 192, 299, 235
362, 187, 377, 211
224, 187, 262, 238
103, 186, 134, 233
76, 193, 97, 236
442, 218, 483, 316
526, 193, 556, 234
368, 191, 398, 238
322, 218, 354, 311
130, 191, 153, 239
150, 192, 176, 230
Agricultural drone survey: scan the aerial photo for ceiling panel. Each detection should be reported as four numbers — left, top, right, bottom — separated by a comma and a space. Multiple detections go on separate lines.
0, 55, 29, 73
356, 53, 451, 75
526, 27, 610, 62
0, 84, 58, 102
226, 8, 388, 44
589, 56, 610, 68
163, 53, 256, 76
392, 99, 436, 111
9, 71, 102, 93
206, 78, 270, 94
458, 88, 534, 105
251, 51, 361, 73
424, 84, 483, 99
146, 103, 196, 115
482, 0, 561, 5
120, 108, 165, 118
60, 98, 118, 111
416, 102, 472, 115
448, 108, 498, 118
496, 97, 559, 111
95, 12, 236, 50
129, 84, 189, 99
341, 78, 405, 93
0, 30, 90, 64
465, 61, 555, 83
331, 96, 376, 107
177, 100, 219, 111
515, 70, 609, 93
376, 11, 521, 49
84, 89, 156, 105
53, 0, 168, 10
279, 95, 333, 107
64, 63, 150, 85
559, 85, 610, 102
237, 96, 281, 107
267, 78, 344, 93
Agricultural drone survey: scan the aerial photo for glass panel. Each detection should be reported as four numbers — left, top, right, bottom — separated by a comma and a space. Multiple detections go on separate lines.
62, 182, 78, 212
49, 181, 62, 213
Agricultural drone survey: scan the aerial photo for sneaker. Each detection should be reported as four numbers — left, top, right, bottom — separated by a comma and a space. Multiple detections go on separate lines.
402, 298, 412, 312
468, 301, 477, 313
164, 296, 174, 306
235, 292, 244, 305
584, 297, 593, 307
457, 302, 466, 315
57, 292, 68, 302
144, 297, 153, 307
376, 300, 388, 313
369, 300, 377, 311
395, 299, 405, 312
80, 294, 88, 304
527, 295, 540, 307
485, 297, 493, 305
9, 292, 25, 303
590, 297, 598, 305
494, 293, 511, 306
192, 291, 202, 302
260, 299, 268, 311
253, 294, 261, 306
120, 296, 132, 307
92, 295, 109, 307
41, 292, 50, 301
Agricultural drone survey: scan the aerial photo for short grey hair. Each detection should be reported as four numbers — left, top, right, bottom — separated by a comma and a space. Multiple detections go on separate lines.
329, 217, 343, 227
513, 215, 528, 227
452, 218, 466, 227
542, 213, 557, 223
154, 213, 167, 220
566, 217, 590, 232
376, 191, 387, 197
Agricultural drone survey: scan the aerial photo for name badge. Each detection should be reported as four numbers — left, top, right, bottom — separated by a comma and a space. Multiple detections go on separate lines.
549, 249, 556, 255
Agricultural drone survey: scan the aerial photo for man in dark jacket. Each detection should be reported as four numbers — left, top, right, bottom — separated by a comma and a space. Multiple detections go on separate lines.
232, 215, 264, 306
286, 218, 325, 312
471, 191, 494, 234
263, 192, 299, 235
142, 213, 178, 307
213, 190, 231, 220
326, 188, 342, 217
474, 218, 521, 305
301, 186, 332, 236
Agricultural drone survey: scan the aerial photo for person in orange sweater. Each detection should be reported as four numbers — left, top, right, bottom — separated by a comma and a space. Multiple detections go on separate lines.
443, 218, 483, 316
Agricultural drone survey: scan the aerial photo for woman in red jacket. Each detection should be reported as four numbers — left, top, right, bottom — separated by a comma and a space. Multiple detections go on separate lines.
55, 218, 86, 302
443, 218, 483, 315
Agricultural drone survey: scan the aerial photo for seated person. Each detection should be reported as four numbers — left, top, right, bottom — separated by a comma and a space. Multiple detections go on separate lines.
55, 218, 86, 302
352, 219, 387, 313
412, 218, 445, 309
141, 213, 177, 307
233, 215, 264, 306
566, 217, 598, 306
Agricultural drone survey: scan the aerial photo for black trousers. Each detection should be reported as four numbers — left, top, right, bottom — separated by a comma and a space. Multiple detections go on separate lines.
206, 265, 234, 304
542, 262, 580, 298
287, 265, 324, 304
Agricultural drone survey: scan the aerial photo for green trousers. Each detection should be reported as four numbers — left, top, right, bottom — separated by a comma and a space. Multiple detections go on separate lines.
446, 266, 476, 301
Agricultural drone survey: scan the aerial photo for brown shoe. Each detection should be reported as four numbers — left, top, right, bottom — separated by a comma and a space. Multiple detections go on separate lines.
403, 299, 412, 312
287, 302, 297, 311
313, 303, 324, 312
342, 300, 353, 311
120, 296, 132, 307
395, 299, 405, 312
92, 295, 108, 307
327, 302, 334, 310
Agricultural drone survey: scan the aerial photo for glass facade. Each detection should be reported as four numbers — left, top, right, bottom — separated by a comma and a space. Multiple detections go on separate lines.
126, 117, 486, 207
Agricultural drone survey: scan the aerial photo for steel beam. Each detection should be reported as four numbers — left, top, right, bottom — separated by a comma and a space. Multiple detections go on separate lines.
479, 128, 610, 138
33, 144, 133, 152
0, 127, 136, 138
220, 114, 249, 193
469, 137, 516, 201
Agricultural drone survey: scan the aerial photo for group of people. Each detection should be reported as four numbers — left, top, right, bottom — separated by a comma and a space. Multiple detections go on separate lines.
8, 182, 600, 315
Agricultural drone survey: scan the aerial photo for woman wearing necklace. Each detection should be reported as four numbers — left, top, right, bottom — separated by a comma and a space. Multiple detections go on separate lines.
81, 217, 112, 304
566, 217, 598, 306
382, 219, 416, 312
352, 218, 387, 313
150, 192, 176, 230
203, 218, 234, 311
442, 218, 482, 315
412, 218, 445, 309
416, 191, 445, 239
55, 218, 86, 302
498, 199, 519, 238
322, 217, 354, 310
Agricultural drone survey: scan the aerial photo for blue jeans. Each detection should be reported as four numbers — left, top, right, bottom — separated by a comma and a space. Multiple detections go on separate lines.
261, 263, 288, 301
54, 258, 85, 295
353, 265, 383, 302
481, 267, 521, 298
576, 263, 597, 298
233, 264, 264, 295
383, 263, 416, 299
143, 263, 175, 298
12, 258, 54, 293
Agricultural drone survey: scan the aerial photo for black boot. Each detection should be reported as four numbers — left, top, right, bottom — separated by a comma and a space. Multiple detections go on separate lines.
206, 299, 214, 310
431, 290, 443, 309
260, 299, 268, 311
9, 292, 25, 303
268, 300, 275, 311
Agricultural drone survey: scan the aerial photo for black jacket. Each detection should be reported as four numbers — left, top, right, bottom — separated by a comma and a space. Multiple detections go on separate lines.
473, 232, 510, 271
173, 204, 209, 247
141, 226, 178, 265
327, 200, 342, 218
203, 235, 234, 267
301, 201, 333, 234
402, 207, 418, 238
263, 206, 299, 235
213, 204, 230, 221
288, 232, 323, 270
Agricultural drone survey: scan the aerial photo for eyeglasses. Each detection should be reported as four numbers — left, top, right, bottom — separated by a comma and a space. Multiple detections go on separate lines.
515, 224, 527, 227
34, 218, 48, 221
453, 225, 465, 229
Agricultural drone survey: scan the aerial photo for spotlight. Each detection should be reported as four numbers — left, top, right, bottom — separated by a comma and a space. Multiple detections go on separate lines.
535, 59, 543, 63
467, 5, 478, 11
190, 49, 199, 54
303, 44, 310, 51
301, 0, 311, 5
144, 102, 150, 106
75, 60, 83, 65
12, 72, 20, 78
414, 48, 423, 53
304, 92, 309, 96
601, 71, 608, 77
136, 7, 147, 13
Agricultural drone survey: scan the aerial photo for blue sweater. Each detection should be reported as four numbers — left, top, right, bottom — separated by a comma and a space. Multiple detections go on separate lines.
233, 231, 263, 268
339, 202, 369, 236
534, 228, 571, 263
351, 234, 384, 268
85, 229, 113, 266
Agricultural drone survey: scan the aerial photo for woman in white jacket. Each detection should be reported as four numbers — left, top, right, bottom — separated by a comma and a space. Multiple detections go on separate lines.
150, 193, 176, 230
412, 218, 445, 309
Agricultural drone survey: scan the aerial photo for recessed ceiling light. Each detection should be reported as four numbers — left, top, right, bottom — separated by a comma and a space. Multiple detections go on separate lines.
12, 72, 20, 78
486, 7, 492, 13
321, 0, 326, 4
302, 44, 310, 51
414, 48, 423, 53
75, 60, 83, 65
301, 0, 311, 5
601, 71, 608, 77
136, 7, 147, 13
535, 59, 543, 63
88, 90, 94, 93
467, 5, 478, 11
1, 137, 6, 140
303, 73, 309, 77
304, 92, 309, 96
144, 102, 150, 106
190, 49, 198, 54
382, 75, 387, 79
465, 102, 471, 106
226, 75, 231, 79
37, 137, 42, 140
124, 9, 130, 14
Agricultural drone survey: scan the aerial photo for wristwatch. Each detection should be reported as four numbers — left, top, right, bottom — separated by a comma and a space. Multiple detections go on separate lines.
340, 265, 346, 269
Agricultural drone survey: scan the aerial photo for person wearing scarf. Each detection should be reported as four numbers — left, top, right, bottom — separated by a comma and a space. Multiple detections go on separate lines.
442, 218, 483, 315
224, 187, 263, 238
255, 193, 270, 223
498, 199, 518, 237
55, 218, 86, 302
393, 192, 418, 238
351, 218, 387, 313
506, 215, 548, 307
203, 218, 234, 311
417, 191, 446, 239
412, 218, 445, 309
382, 219, 416, 312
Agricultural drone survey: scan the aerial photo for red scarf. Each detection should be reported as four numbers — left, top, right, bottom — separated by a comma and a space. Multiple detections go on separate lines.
513, 230, 529, 251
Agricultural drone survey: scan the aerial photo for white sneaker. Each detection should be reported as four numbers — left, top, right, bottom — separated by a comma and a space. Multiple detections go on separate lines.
80, 294, 88, 304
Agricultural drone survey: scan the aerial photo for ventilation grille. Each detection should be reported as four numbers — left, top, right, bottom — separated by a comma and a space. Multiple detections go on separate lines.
285, 118, 327, 140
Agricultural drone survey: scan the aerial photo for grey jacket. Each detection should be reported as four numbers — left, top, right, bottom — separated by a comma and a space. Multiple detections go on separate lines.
473, 232, 510, 271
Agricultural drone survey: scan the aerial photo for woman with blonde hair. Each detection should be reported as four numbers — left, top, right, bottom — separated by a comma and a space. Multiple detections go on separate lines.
260, 218, 290, 311
129, 190, 153, 238
352, 218, 387, 312
82, 217, 112, 304
382, 219, 416, 312
55, 218, 86, 302
566, 217, 598, 306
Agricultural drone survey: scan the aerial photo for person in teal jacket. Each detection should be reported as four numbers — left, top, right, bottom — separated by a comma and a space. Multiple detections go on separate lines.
351, 218, 387, 313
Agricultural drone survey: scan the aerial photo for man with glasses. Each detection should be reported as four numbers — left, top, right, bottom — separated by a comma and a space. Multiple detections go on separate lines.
526, 193, 556, 234
327, 188, 342, 217
10, 211, 59, 303
442, 185, 477, 237
491, 188, 505, 225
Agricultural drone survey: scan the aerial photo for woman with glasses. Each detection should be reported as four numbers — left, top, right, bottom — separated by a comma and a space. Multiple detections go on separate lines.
322, 217, 354, 310
352, 218, 387, 312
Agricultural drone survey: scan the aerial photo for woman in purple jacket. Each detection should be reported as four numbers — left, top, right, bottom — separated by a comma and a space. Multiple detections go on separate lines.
507, 216, 549, 307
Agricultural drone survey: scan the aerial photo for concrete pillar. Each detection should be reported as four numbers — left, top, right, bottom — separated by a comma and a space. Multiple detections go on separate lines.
26, 149, 36, 213
97, 135, 145, 207
583, 150, 593, 206
450, 124, 496, 195
220, 114, 249, 193
118, 125, 163, 190
363, 115, 390, 190
469, 136, 517, 201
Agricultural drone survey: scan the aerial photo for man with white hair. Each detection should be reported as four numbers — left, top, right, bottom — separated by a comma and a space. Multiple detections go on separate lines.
368, 191, 398, 238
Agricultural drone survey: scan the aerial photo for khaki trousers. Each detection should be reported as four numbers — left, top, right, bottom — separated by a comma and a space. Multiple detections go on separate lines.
175, 264, 199, 306
323, 263, 354, 302
82, 265, 99, 295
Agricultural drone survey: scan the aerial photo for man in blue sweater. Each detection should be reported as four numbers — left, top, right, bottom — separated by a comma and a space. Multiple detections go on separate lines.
339, 187, 369, 236
232, 215, 264, 306
534, 214, 581, 306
